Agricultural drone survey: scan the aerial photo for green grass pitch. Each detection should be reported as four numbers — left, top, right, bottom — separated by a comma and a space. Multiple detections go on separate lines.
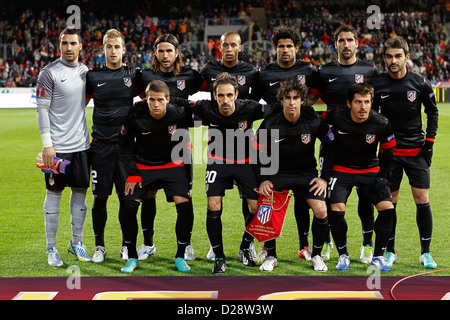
0, 104, 448, 277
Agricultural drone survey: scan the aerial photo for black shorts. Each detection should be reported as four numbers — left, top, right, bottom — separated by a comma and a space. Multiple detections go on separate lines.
270, 171, 325, 201
90, 140, 127, 197
45, 149, 90, 191
126, 166, 191, 202
390, 154, 430, 191
205, 163, 259, 200
328, 171, 392, 206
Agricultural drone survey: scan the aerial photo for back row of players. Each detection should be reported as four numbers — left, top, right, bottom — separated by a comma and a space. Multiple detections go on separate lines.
36, 24, 438, 274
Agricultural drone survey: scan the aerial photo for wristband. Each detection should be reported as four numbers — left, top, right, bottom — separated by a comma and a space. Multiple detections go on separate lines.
41, 133, 53, 148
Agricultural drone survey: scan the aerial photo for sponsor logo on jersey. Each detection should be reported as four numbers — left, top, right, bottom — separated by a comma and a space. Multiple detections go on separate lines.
123, 77, 132, 87
168, 124, 177, 134
366, 134, 376, 144
237, 75, 246, 86
238, 121, 247, 130
298, 74, 305, 84
177, 80, 186, 91
407, 90, 416, 102
257, 205, 272, 225
301, 134, 311, 144
355, 74, 364, 83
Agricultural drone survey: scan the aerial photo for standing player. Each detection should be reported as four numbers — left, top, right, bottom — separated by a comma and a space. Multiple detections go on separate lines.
308, 24, 380, 263
85, 29, 141, 263
36, 27, 91, 266
324, 83, 396, 272
185, 72, 272, 274
253, 26, 317, 262
138, 33, 204, 261
372, 36, 439, 269
118, 80, 194, 273
200, 31, 258, 261
256, 78, 334, 272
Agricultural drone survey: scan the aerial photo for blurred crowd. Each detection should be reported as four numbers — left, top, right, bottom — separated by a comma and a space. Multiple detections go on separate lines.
0, 0, 448, 88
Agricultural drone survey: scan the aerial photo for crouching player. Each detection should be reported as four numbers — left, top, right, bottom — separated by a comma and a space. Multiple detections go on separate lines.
323, 83, 396, 271
256, 78, 335, 272
118, 80, 194, 273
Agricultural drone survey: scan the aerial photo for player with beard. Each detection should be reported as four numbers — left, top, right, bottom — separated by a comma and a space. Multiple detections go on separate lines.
200, 31, 259, 261
137, 34, 205, 261
372, 36, 439, 269
85, 29, 142, 263
323, 83, 396, 272
308, 24, 380, 264
253, 26, 317, 264
36, 27, 91, 266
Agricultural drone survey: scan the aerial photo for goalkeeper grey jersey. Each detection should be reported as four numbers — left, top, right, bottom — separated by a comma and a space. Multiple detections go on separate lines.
36, 58, 90, 153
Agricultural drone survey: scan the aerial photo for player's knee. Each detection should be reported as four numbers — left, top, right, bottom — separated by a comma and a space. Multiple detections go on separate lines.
207, 197, 222, 211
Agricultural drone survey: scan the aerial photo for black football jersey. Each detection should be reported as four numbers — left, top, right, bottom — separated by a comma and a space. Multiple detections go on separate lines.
323, 106, 396, 177
139, 66, 205, 99
199, 60, 257, 99
119, 101, 192, 177
253, 60, 316, 103
86, 65, 141, 142
256, 106, 333, 177
310, 59, 379, 110
190, 99, 266, 163
372, 70, 438, 151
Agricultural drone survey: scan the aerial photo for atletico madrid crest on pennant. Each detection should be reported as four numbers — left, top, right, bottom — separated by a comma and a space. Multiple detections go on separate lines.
366, 134, 376, 144
168, 124, 177, 134
177, 80, 185, 91
407, 90, 416, 102
237, 75, 246, 86
123, 77, 132, 87
355, 74, 364, 83
301, 134, 311, 144
257, 205, 272, 225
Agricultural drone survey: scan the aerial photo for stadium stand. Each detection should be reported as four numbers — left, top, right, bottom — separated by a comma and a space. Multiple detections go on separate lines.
0, 0, 449, 88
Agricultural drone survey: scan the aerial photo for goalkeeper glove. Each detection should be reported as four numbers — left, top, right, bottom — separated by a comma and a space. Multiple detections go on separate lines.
36, 152, 71, 174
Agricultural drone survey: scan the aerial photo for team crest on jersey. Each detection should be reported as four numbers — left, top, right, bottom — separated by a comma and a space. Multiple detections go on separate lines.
237, 75, 246, 86
298, 74, 306, 84
257, 205, 272, 225
177, 80, 186, 91
301, 134, 311, 144
238, 121, 247, 130
407, 90, 416, 102
123, 77, 132, 87
366, 134, 376, 144
355, 74, 364, 83
168, 124, 177, 134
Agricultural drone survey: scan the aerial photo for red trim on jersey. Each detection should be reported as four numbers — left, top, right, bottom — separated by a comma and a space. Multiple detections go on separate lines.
393, 148, 420, 157
136, 161, 184, 170
208, 153, 251, 164
380, 139, 396, 152
199, 80, 209, 92
126, 176, 142, 183
333, 165, 380, 174
309, 87, 322, 97
425, 137, 435, 143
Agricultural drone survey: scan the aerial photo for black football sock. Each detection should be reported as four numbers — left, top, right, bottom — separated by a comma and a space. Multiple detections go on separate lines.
386, 203, 397, 253
175, 201, 194, 258
416, 203, 433, 254
330, 210, 348, 256
356, 191, 374, 247
122, 200, 140, 259
140, 198, 156, 246
206, 209, 224, 258
311, 216, 329, 257
92, 196, 108, 247
374, 208, 394, 257
294, 198, 310, 249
